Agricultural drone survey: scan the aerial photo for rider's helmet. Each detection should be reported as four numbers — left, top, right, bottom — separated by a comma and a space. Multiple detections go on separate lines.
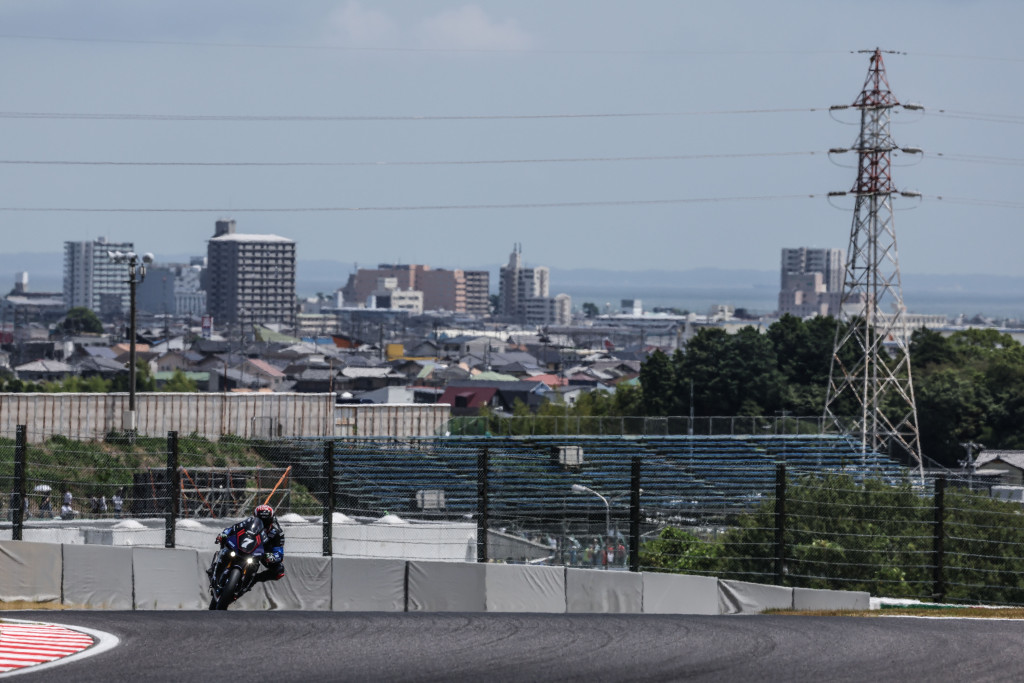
254, 504, 274, 527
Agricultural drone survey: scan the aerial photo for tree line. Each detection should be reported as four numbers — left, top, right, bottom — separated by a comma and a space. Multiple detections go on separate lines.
640, 473, 1024, 605
549, 315, 1023, 468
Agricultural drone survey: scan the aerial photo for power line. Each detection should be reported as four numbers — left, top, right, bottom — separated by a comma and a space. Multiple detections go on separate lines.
0, 108, 817, 122
0, 34, 847, 57
4, 35, 1022, 63
0, 195, 816, 213
0, 195, 1018, 213
929, 195, 1024, 209
930, 109, 1024, 125
933, 153, 1024, 167
1, 149, 1020, 168
0, 151, 820, 168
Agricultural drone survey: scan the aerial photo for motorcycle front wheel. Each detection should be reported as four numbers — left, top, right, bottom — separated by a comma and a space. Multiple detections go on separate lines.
214, 566, 242, 610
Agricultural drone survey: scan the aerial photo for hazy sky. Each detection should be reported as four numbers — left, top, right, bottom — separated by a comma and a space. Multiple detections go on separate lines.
1, 1, 1022, 276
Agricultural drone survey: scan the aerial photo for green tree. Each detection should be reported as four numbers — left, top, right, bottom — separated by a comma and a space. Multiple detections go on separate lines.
639, 349, 675, 416
916, 368, 992, 466
59, 307, 104, 335
909, 327, 956, 369
161, 369, 199, 393
110, 357, 155, 393
582, 302, 599, 319
674, 327, 783, 416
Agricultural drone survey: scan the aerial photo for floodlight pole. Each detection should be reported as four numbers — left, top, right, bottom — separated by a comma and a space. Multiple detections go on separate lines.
571, 483, 611, 566
109, 250, 152, 434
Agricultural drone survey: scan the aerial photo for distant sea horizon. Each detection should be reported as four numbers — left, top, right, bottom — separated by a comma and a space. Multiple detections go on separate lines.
556, 284, 1024, 320
4, 253, 1022, 322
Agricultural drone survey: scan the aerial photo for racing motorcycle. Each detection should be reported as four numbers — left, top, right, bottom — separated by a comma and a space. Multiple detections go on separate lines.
208, 517, 267, 610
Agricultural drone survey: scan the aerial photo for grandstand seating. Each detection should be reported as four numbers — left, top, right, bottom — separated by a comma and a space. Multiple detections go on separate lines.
311, 434, 915, 522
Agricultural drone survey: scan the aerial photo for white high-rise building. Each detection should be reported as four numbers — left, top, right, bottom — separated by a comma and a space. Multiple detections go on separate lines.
498, 244, 550, 321
63, 237, 135, 319
778, 247, 845, 317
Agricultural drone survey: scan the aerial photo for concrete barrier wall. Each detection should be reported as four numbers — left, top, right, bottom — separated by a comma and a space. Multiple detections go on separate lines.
485, 564, 565, 613
0, 540, 62, 603
642, 572, 719, 615
0, 393, 456, 441
719, 579, 794, 615
793, 586, 870, 611
62, 544, 134, 609
407, 561, 486, 612
332, 558, 407, 612
0, 540, 877, 613
566, 568, 643, 613
133, 547, 206, 610
0, 392, 334, 441
335, 404, 451, 438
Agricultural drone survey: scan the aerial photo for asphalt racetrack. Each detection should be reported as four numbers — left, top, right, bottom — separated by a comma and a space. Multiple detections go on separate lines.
7, 610, 1024, 682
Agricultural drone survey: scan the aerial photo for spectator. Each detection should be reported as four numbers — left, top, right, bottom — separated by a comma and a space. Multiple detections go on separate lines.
99, 495, 108, 516
39, 493, 52, 518
60, 502, 74, 519
90, 495, 100, 516
64, 490, 73, 508
112, 488, 124, 518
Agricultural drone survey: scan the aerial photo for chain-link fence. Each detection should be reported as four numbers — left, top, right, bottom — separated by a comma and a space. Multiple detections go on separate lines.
5, 427, 1024, 603
444, 415, 831, 437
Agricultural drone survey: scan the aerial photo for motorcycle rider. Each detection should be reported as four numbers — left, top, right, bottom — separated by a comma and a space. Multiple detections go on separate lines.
208, 504, 286, 585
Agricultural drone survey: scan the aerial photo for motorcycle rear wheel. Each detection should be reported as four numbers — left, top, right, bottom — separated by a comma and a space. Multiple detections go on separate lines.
214, 566, 242, 610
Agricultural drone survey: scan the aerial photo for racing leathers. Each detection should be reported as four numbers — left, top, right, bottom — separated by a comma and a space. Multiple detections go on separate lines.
209, 515, 286, 584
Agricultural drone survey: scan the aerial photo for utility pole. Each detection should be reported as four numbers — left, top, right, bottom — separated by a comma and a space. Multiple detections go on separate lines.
109, 250, 153, 434
824, 49, 924, 476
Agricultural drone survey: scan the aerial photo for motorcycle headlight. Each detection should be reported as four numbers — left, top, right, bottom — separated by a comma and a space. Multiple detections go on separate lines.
246, 557, 254, 564
229, 551, 236, 557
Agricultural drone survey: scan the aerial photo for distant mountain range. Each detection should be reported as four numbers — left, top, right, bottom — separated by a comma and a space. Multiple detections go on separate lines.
3, 253, 1021, 317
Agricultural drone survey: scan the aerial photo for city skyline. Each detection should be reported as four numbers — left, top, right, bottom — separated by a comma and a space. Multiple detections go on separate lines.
0, 2, 1023, 278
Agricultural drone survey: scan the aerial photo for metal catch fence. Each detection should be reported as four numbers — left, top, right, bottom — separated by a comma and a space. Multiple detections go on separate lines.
4, 427, 1024, 603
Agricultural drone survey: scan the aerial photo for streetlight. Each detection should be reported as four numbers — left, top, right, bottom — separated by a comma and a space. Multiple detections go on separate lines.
571, 483, 611, 567
108, 250, 153, 432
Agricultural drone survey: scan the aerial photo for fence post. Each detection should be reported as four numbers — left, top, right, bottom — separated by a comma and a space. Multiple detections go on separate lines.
774, 463, 786, 585
629, 456, 641, 573
165, 431, 179, 548
12, 425, 26, 541
477, 447, 489, 563
323, 440, 334, 557
933, 475, 946, 602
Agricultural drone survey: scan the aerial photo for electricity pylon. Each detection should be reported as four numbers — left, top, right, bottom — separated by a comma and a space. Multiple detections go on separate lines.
824, 49, 924, 475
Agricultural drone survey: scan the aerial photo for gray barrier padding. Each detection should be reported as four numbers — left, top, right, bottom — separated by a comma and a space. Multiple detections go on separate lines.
191, 552, 332, 612
719, 579, 794, 614
62, 544, 133, 609
641, 572, 720, 615
793, 586, 870, 611
262, 556, 331, 610
565, 568, 643, 613
332, 558, 407, 612
0, 540, 62, 603
407, 561, 485, 612
133, 547, 205, 610
485, 564, 565, 613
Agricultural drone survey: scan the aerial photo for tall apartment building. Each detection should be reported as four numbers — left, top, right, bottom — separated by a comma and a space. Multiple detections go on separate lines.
778, 247, 845, 317
341, 264, 489, 315
63, 237, 135, 319
206, 220, 296, 329
498, 244, 550, 321
463, 270, 491, 316
525, 293, 572, 326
